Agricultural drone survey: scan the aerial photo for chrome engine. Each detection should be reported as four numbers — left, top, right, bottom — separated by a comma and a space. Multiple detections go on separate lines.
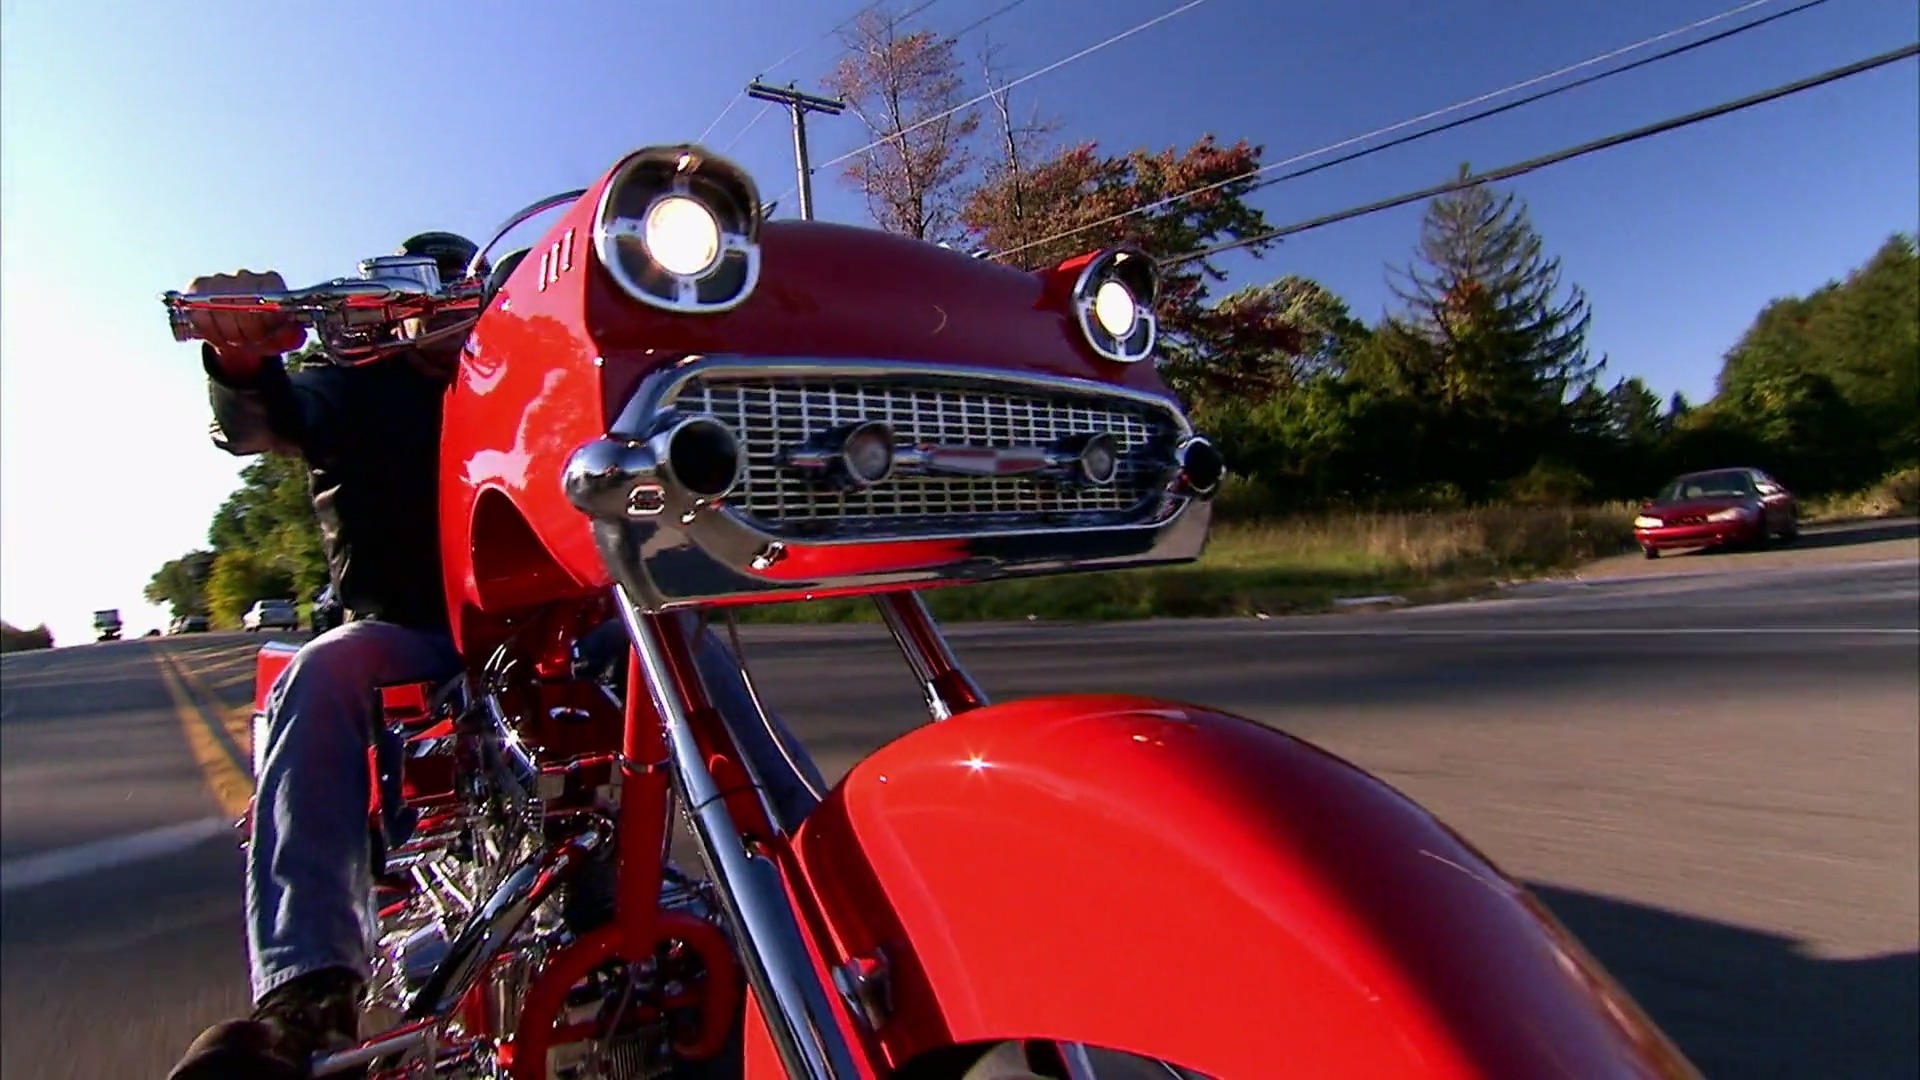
330, 672, 728, 1080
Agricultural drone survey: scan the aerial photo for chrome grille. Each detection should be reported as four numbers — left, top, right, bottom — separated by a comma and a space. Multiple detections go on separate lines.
670, 374, 1178, 531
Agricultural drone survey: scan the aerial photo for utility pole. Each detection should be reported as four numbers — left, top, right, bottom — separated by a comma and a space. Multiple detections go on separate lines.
746, 81, 845, 221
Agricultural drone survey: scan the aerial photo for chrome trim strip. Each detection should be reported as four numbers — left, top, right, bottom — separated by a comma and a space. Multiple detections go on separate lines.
613, 356, 1189, 444
619, 594, 860, 1080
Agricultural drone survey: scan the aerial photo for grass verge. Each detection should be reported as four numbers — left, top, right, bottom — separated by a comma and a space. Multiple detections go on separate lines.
1803, 466, 1920, 523
738, 503, 1638, 624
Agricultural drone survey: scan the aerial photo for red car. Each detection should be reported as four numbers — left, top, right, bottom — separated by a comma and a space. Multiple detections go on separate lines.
1633, 466, 1800, 557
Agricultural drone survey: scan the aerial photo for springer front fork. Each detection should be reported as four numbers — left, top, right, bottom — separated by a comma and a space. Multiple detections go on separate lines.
618, 588, 989, 1080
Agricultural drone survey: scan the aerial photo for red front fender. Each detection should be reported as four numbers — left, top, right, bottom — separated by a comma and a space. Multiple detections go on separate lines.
775, 694, 1694, 1078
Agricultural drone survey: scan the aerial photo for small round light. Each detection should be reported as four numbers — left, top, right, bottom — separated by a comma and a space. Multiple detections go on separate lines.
842, 422, 895, 488
1079, 433, 1119, 486
643, 196, 722, 277
1092, 279, 1138, 338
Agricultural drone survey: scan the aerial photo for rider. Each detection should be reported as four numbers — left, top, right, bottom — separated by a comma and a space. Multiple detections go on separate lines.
168, 232, 822, 1080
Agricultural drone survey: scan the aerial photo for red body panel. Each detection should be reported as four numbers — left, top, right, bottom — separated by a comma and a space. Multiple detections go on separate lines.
778, 694, 1692, 1078
435, 187, 1179, 657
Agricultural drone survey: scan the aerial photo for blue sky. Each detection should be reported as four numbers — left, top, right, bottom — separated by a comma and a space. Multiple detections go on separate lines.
2, 0, 1915, 643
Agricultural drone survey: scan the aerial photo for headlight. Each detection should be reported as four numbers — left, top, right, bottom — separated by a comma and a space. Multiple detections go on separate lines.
1068, 248, 1159, 363
1093, 279, 1138, 338
1633, 515, 1663, 529
593, 145, 762, 313
643, 196, 722, 277
1707, 507, 1750, 522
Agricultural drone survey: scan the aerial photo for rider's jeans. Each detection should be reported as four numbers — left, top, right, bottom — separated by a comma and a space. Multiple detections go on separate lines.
246, 615, 825, 1004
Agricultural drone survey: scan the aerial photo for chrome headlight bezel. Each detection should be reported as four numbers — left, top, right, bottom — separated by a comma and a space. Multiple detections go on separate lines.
592, 145, 763, 314
1071, 248, 1159, 363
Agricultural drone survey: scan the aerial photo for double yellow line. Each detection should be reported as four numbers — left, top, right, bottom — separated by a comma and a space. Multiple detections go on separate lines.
154, 645, 257, 819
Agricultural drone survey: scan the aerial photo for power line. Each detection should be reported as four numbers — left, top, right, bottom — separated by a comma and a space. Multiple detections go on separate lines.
1235, 0, 1832, 197
708, 0, 1022, 175
695, 0, 948, 145
949, 0, 1035, 41
991, 0, 1818, 263
821, 0, 1214, 171
774, 0, 1218, 204
696, 90, 749, 145
721, 100, 779, 153
1166, 41, 1920, 268
760, 0, 950, 80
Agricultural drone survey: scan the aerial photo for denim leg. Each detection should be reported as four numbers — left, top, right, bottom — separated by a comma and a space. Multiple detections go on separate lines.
247, 620, 461, 1004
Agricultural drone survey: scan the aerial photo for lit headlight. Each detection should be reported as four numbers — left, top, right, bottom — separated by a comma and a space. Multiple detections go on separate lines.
643, 196, 722, 277
1069, 248, 1159, 363
593, 145, 762, 313
1093, 279, 1138, 338
1633, 515, 1663, 529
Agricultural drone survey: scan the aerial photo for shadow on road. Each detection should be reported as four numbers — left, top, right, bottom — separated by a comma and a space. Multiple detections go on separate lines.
1532, 882, 1919, 1078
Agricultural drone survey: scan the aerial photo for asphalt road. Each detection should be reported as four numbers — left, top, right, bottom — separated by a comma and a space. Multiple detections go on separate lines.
2, 519, 1915, 1079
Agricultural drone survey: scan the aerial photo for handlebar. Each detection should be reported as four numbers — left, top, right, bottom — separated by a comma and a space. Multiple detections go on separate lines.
160, 255, 485, 366
164, 185, 592, 366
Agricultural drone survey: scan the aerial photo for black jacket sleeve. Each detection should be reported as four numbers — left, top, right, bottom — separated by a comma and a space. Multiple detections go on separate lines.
203, 344, 347, 460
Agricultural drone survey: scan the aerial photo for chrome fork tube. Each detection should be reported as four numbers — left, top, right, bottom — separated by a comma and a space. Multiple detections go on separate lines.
618, 590, 860, 1080
876, 592, 989, 721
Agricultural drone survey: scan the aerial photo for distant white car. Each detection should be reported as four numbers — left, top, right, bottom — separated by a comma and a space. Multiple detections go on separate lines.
242, 599, 300, 632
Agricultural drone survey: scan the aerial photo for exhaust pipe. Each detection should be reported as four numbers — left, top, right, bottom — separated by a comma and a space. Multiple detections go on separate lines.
563, 413, 743, 521
1170, 435, 1225, 501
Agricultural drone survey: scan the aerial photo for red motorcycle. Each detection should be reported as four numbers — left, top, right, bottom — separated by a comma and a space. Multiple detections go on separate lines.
165, 145, 1696, 1079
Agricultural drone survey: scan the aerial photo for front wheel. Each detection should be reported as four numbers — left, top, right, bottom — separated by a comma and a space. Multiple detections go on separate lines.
949, 1041, 1201, 1080
1642, 547, 1660, 560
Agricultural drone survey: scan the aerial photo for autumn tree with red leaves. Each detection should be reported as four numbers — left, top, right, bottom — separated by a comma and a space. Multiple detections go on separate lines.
1164, 276, 1370, 408
961, 136, 1278, 336
822, 9, 981, 243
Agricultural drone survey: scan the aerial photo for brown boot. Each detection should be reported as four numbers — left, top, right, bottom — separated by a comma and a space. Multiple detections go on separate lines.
167, 967, 364, 1080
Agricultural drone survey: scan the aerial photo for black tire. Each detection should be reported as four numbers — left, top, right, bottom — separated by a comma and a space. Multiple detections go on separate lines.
1643, 547, 1660, 560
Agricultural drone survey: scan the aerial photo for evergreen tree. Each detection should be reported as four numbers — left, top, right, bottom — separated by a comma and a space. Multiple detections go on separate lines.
1378, 165, 1602, 490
